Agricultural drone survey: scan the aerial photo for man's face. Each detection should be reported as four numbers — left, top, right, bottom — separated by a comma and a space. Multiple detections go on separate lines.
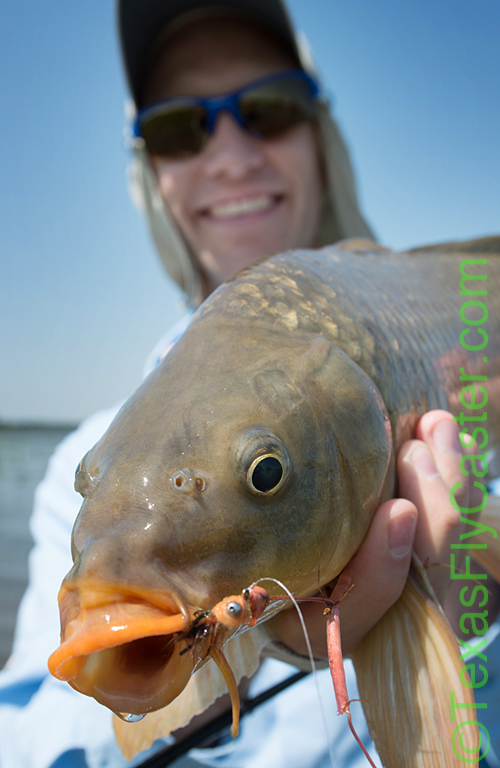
142, 18, 324, 294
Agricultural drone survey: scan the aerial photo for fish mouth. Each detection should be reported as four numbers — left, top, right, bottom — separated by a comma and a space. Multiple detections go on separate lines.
48, 582, 201, 715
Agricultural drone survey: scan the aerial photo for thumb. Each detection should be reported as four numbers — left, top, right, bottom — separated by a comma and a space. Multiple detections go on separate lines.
341, 498, 417, 655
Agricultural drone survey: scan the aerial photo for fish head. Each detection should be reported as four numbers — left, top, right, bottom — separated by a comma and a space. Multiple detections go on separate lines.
49, 315, 393, 716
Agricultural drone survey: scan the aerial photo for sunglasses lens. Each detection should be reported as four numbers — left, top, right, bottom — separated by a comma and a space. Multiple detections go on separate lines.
136, 74, 317, 158
239, 77, 317, 138
139, 104, 207, 158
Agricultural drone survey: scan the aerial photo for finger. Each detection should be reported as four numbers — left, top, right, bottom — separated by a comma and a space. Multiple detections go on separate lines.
415, 411, 465, 498
340, 498, 417, 655
398, 437, 463, 602
416, 410, 484, 510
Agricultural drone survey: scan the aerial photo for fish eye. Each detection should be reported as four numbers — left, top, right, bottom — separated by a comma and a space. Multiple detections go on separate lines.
249, 456, 283, 493
235, 429, 291, 497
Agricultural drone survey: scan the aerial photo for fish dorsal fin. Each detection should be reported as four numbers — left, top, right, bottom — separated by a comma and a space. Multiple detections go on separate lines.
406, 234, 500, 256
351, 556, 480, 768
113, 623, 271, 760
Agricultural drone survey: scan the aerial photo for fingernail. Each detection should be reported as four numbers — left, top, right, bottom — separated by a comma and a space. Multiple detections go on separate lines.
389, 509, 417, 558
432, 420, 461, 453
408, 444, 439, 477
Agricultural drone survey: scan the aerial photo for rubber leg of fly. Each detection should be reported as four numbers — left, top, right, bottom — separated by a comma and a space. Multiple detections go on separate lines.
209, 646, 241, 737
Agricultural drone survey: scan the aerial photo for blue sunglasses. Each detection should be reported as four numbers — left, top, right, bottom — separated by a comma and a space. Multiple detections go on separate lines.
133, 70, 320, 159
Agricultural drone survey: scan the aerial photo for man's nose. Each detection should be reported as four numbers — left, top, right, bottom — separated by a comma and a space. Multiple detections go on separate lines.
202, 112, 266, 180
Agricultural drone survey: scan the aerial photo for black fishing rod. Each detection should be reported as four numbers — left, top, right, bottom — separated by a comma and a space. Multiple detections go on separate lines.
136, 670, 310, 767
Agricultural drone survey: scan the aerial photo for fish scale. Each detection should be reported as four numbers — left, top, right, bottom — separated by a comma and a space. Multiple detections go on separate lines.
195, 240, 499, 453
49, 237, 500, 767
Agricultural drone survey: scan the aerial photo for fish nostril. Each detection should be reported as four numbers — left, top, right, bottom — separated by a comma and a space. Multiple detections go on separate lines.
171, 468, 206, 494
172, 471, 190, 492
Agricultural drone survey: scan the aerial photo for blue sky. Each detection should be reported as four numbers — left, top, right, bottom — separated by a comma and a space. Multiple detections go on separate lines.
1, 0, 499, 423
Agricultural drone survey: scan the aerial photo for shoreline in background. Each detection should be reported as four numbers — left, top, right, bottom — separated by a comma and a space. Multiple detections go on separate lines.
0, 420, 78, 431
0, 423, 77, 667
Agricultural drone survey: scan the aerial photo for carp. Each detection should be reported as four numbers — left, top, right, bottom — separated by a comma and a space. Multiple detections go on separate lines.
49, 237, 500, 767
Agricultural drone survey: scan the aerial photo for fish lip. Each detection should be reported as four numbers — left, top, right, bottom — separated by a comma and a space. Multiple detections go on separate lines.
58, 578, 189, 618
48, 581, 193, 682
48, 581, 202, 715
68, 634, 197, 715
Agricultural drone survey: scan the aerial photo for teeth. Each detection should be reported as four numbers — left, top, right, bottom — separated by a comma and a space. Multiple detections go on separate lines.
209, 196, 274, 219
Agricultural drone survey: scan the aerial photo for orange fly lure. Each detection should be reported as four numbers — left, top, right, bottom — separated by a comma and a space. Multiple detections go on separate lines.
201, 573, 377, 766
180, 584, 270, 737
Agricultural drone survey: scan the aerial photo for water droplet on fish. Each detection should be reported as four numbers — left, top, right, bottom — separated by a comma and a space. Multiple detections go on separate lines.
114, 712, 146, 722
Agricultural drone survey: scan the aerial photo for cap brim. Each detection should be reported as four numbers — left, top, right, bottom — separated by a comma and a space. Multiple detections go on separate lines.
118, 0, 300, 104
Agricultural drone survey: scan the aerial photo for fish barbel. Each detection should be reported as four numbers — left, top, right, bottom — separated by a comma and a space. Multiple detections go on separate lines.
49, 237, 500, 766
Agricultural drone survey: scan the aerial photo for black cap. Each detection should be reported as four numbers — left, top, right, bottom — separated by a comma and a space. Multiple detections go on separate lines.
118, 0, 301, 103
